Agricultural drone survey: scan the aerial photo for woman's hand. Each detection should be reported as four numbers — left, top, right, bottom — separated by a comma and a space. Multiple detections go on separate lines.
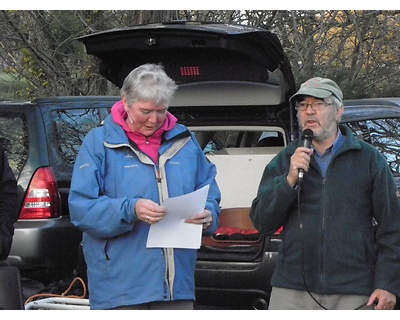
185, 209, 212, 230
135, 199, 167, 224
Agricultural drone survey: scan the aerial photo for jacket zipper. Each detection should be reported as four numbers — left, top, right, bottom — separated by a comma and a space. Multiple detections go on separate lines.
154, 136, 192, 300
155, 164, 174, 300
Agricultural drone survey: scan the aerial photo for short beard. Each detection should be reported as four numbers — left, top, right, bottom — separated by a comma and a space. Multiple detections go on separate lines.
313, 122, 338, 142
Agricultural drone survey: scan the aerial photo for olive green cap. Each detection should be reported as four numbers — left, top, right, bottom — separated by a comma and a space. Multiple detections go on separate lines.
290, 77, 343, 104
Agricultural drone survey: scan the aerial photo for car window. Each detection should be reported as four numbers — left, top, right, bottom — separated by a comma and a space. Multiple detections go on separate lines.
191, 127, 285, 209
52, 108, 106, 164
192, 130, 285, 153
345, 118, 400, 175
0, 111, 28, 176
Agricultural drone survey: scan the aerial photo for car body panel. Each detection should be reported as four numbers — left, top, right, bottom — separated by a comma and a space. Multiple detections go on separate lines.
78, 21, 297, 140
0, 97, 116, 281
173, 82, 284, 107
78, 21, 295, 92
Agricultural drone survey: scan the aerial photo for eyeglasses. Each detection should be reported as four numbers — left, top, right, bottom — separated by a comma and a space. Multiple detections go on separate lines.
295, 101, 332, 112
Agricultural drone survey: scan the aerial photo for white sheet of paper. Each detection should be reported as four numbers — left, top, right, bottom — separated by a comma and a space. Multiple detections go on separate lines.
146, 185, 210, 249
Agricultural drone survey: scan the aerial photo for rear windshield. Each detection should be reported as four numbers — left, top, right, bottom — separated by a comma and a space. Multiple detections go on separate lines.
0, 111, 28, 176
52, 108, 108, 165
193, 130, 285, 153
345, 118, 400, 175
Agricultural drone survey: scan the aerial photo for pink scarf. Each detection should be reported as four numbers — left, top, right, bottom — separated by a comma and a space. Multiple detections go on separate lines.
111, 100, 177, 164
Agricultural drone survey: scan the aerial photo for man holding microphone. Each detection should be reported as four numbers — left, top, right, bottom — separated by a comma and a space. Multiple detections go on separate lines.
250, 77, 400, 310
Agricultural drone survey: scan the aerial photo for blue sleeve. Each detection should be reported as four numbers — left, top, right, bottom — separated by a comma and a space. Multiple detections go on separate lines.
68, 130, 137, 239
191, 133, 221, 235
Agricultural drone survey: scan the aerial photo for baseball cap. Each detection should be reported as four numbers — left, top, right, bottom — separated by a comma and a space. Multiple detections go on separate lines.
290, 77, 343, 104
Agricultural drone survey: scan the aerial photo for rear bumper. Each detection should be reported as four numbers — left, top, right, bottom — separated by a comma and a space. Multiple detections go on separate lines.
6, 217, 82, 279
195, 250, 278, 309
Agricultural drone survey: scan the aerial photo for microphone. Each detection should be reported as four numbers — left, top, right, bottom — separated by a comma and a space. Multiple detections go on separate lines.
298, 129, 314, 182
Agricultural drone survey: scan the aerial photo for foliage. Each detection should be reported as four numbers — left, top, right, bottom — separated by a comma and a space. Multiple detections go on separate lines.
0, 10, 399, 99
275, 10, 400, 98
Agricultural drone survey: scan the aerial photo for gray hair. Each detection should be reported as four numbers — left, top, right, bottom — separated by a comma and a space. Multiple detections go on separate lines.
121, 63, 177, 107
324, 95, 343, 110
324, 95, 344, 124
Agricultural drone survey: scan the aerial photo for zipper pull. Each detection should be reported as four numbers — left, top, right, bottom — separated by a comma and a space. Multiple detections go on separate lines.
145, 137, 149, 145
156, 168, 162, 183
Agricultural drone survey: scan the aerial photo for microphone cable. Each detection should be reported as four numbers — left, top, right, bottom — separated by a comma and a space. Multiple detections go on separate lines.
297, 182, 328, 310
296, 182, 367, 310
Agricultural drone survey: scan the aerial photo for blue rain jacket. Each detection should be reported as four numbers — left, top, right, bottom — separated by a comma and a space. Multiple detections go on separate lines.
69, 113, 221, 309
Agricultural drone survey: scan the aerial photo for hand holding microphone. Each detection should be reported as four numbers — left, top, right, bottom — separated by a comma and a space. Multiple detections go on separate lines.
287, 129, 314, 187
298, 129, 314, 182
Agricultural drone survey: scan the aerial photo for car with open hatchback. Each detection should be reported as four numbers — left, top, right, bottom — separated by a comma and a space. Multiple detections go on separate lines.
76, 20, 296, 309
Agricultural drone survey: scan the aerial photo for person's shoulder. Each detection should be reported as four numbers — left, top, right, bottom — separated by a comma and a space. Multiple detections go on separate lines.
87, 124, 106, 137
175, 122, 189, 131
169, 123, 191, 137
282, 139, 298, 153
350, 135, 376, 152
80, 124, 107, 148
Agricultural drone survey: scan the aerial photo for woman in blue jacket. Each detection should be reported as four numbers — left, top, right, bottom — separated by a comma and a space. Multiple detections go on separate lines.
69, 63, 221, 310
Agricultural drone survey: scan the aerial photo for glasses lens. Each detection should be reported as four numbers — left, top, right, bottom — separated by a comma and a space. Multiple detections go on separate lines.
312, 102, 325, 110
296, 102, 326, 111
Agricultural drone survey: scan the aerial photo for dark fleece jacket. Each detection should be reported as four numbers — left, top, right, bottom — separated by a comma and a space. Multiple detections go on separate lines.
0, 144, 18, 261
250, 125, 400, 297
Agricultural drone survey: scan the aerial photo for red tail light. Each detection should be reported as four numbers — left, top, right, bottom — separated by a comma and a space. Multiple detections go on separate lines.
274, 226, 284, 235
20, 167, 61, 219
